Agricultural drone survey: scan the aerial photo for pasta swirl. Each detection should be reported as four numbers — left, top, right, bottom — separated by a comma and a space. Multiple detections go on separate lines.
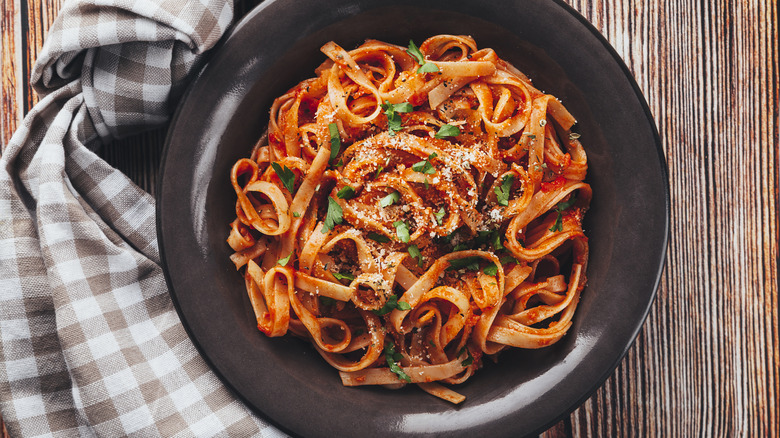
227, 35, 591, 403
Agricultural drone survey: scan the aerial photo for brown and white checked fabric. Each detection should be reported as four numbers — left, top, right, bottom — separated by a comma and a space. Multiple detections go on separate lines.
0, 0, 286, 436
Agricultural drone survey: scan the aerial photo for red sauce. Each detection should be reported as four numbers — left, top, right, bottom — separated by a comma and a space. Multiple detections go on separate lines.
540, 176, 566, 192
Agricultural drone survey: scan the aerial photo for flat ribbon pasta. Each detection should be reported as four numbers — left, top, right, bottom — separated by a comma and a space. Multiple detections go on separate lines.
227, 35, 592, 404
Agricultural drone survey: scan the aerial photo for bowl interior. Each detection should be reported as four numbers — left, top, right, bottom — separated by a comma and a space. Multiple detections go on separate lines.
159, 1, 668, 437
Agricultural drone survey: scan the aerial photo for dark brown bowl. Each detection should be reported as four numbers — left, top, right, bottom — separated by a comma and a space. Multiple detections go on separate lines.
157, 1, 669, 436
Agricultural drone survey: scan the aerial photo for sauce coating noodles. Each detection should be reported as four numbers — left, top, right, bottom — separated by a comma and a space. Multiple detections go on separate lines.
227, 35, 591, 403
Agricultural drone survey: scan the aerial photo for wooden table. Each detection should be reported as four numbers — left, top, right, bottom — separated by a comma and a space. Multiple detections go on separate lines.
2, 0, 778, 436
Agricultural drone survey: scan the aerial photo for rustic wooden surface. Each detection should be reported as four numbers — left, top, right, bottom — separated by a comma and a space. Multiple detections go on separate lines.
1, 0, 778, 436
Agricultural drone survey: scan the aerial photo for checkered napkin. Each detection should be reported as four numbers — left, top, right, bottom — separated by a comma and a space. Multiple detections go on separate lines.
0, 1, 286, 436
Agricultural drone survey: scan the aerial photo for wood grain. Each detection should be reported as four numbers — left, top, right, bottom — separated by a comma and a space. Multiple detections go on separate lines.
1, 0, 778, 437
1, 0, 22, 148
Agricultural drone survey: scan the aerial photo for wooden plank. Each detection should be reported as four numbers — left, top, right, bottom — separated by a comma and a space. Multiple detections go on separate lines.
23, 0, 64, 111
0, 0, 23, 149
540, 0, 780, 436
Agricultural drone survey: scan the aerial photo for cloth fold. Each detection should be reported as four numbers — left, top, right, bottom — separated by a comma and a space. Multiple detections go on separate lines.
0, 0, 284, 436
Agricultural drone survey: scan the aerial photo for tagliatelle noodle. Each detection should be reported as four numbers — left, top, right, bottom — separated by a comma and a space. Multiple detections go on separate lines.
227, 35, 591, 404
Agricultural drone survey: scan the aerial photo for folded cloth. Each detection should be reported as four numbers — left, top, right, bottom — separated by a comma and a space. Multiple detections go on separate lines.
0, 0, 285, 436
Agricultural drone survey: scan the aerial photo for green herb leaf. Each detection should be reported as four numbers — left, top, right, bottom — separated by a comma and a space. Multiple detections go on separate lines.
337, 185, 356, 199
320, 296, 337, 306
373, 294, 412, 316
367, 232, 391, 243
406, 40, 440, 74
434, 124, 460, 139
374, 295, 398, 315
375, 164, 385, 178
328, 123, 341, 164
380, 191, 401, 207
460, 348, 474, 367
557, 193, 577, 210
406, 40, 426, 65
482, 263, 498, 276
408, 244, 423, 267
447, 256, 481, 271
277, 252, 292, 267
292, 211, 301, 217
332, 271, 355, 282
494, 174, 514, 206
417, 62, 440, 73
453, 242, 469, 251
550, 212, 564, 232
450, 229, 501, 252
549, 193, 577, 232
271, 162, 296, 193
492, 231, 504, 250
384, 342, 412, 382
393, 102, 413, 113
435, 207, 446, 225
393, 220, 411, 243
500, 255, 519, 265
411, 152, 437, 175
382, 100, 413, 134
322, 197, 343, 233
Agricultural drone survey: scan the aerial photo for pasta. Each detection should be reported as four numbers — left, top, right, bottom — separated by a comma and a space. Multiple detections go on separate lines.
227, 35, 591, 404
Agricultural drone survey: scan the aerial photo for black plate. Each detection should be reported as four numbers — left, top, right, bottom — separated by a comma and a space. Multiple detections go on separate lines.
158, 1, 669, 436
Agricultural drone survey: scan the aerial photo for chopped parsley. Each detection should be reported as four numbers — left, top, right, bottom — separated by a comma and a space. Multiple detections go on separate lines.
408, 244, 423, 267
411, 152, 437, 175
332, 271, 355, 283
320, 296, 338, 306
292, 212, 301, 217
407, 40, 440, 74
452, 229, 503, 252
495, 174, 514, 206
384, 341, 412, 382
500, 255, 519, 265
380, 191, 401, 207
337, 185, 355, 199
382, 100, 413, 134
549, 193, 577, 232
459, 347, 474, 367
328, 123, 341, 164
277, 252, 292, 267
393, 220, 411, 243
322, 197, 343, 233
434, 207, 446, 225
367, 232, 391, 243
447, 256, 481, 271
434, 124, 460, 139
271, 162, 295, 193
373, 294, 412, 316
482, 263, 498, 276
492, 231, 504, 250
